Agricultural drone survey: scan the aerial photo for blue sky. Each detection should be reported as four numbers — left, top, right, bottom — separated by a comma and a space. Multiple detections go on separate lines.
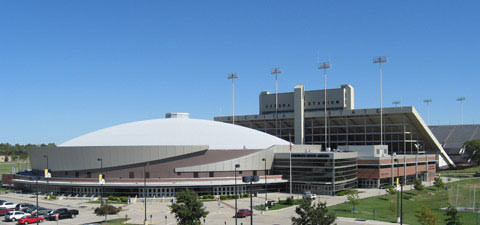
1, 1, 479, 144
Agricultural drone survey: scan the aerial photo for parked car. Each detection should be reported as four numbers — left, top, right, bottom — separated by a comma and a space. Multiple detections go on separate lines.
31, 207, 52, 216
302, 192, 317, 200
4, 211, 30, 222
0, 207, 12, 216
236, 209, 252, 218
15, 203, 34, 211
0, 202, 16, 209
17, 215, 44, 224
45, 208, 79, 220
23, 206, 37, 214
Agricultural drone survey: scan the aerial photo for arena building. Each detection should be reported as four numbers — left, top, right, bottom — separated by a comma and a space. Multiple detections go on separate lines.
13, 113, 358, 197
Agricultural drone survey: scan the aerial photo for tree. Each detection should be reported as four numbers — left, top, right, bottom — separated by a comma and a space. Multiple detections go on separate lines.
416, 205, 439, 225
445, 204, 463, 225
385, 184, 397, 195
433, 177, 444, 190
465, 140, 480, 165
414, 179, 424, 191
170, 189, 208, 225
94, 204, 121, 216
346, 193, 360, 212
292, 199, 336, 225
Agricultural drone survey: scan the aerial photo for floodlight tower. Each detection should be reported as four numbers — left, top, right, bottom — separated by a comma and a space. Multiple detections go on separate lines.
393, 101, 401, 107
227, 73, 239, 125
318, 62, 332, 151
457, 97, 466, 124
423, 99, 432, 125
271, 68, 283, 136
373, 56, 388, 146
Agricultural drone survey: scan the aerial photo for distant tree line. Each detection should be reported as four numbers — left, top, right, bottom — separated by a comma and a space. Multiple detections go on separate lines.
0, 143, 56, 161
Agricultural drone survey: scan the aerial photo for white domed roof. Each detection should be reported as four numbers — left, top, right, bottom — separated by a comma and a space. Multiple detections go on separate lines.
60, 118, 289, 149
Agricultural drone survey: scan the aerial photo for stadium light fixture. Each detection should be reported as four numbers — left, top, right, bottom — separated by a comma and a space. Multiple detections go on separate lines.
423, 99, 432, 125
457, 97, 466, 124
227, 73, 239, 125
318, 62, 331, 151
270, 68, 283, 137
373, 56, 388, 145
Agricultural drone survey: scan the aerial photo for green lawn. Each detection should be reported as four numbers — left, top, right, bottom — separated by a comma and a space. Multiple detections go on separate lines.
254, 199, 304, 211
439, 165, 480, 177
0, 162, 29, 175
329, 178, 480, 225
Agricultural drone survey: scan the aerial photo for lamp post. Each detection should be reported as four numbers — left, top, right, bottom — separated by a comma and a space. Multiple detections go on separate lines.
227, 73, 239, 125
423, 99, 432, 125
270, 68, 282, 137
36, 174, 39, 225
144, 162, 149, 225
261, 158, 268, 210
243, 176, 260, 225
318, 62, 331, 151
43, 155, 49, 195
97, 158, 103, 205
373, 56, 388, 146
457, 97, 466, 124
234, 164, 240, 225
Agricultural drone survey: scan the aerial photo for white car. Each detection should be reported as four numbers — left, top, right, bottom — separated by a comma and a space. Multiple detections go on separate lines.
302, 192, 317, 200
0, 202, 15, 209
5, 211, 30, 221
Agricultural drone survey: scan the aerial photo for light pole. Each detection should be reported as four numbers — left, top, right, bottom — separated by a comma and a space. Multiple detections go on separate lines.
36, 174, 39, 225
374, 56, 388, 147
318, 62, 331, 151
392, 101, 401, 107
457, 97, 466, 124
261, 158, 268, 210
234, 164, 240, 225
144, 162, 149, 225
97, 158, 103, 205
271, 68, 282, 137
424, 99, 432, 125
227, 73, 239, 125
43, 155, 49, 195
242, 176, 259, 225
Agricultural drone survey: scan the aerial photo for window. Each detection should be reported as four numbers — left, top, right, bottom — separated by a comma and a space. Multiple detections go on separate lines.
129, 172, 134, 178
194, 172, 199, 178
177, 172, 181, 176
323, 101, 325, 105
283, 104, 286, 107
209, 172, 214, 177
86, 172, 91, 178
64, 171, 68, 176
239, 171, 243, 175
253, 171, 257, 176
265, 105, 268, 108
145, 172, 150, 178
336, 100, 339, 104
308, 102, 311, 105
75, 172, 79, 178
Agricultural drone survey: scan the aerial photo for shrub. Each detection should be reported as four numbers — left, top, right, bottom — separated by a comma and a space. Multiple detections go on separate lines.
337, 190, 358, 196
286, 197, 294, 205
414, 179, 424, 191
433, 177, 444, 190
107, 196, 118, 201
119, 196, 128, 203
48, 195, 56, 200
385, 185, 397, 195
95, 204, 121, 215
242, 193, 249, 198
219, 195, 227, 201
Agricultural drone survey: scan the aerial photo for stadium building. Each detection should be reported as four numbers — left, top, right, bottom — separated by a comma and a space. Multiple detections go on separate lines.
214, 84, 455, 169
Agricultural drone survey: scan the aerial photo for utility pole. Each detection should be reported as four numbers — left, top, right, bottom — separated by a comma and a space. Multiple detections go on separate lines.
373, 56, 388, 146
318, 62, 331, 151
457, 97, 466, 124
227, 73, 239, 125
271, 68, 282, 137
423, 99, 432, 125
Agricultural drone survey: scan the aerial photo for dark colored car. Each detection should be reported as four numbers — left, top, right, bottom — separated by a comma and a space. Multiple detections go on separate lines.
236, 209, 252, 218
15, 203, 34, 211
17, 215, 45, 224
45, 208, 79, 220
0, 207, 12, 216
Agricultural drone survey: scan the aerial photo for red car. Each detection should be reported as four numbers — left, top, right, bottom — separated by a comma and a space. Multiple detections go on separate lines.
0, 207, 12, 216
17, 215, 44, 224
236, 209, 252, 218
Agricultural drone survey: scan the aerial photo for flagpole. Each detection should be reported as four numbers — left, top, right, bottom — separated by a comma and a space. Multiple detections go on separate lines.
289, 133, 292, 195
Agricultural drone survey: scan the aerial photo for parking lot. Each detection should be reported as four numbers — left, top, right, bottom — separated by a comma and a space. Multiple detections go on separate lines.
0, 191, 398, 225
